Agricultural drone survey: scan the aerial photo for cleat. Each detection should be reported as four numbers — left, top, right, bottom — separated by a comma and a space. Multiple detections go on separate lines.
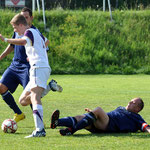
25, 128, 46, 138
49, 79, 63, 92
59, 127, 73, 136
50, 110, 60, 129
13, 113, 25, 123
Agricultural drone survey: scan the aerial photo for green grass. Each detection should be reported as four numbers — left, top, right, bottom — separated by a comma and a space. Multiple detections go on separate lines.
0, 75, 150, 150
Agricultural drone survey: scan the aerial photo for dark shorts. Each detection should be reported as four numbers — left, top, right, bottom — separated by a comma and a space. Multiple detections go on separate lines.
86, 117, 117, 133
0, 67, 29, 93
86, 124, 106, 133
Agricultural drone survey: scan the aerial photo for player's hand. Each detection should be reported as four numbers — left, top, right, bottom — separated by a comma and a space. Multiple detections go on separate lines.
0, 34, 5, 41
26, 57, 29, 62
85, 108, 91, 112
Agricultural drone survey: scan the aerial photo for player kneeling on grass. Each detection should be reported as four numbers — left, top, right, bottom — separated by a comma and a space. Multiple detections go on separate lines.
0, 14, 58, 138
50, 97, 150, 135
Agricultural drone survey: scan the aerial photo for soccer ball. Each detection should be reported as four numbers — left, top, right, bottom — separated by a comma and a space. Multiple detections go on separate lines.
1, 119, 17, 133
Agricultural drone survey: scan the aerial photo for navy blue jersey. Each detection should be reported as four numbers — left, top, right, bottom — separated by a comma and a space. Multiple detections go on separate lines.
10, 32, 29, 70
106, 106, 147, 133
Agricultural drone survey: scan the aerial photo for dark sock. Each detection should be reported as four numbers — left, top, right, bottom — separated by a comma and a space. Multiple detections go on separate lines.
1, 91, 22, 114
58, 117, 77, 127
72, 112, 97, 133
30, 104, 33, 110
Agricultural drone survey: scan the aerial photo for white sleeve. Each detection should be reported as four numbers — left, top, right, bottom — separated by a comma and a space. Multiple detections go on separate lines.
44, 37, 48, 42
22, 36, 32, 46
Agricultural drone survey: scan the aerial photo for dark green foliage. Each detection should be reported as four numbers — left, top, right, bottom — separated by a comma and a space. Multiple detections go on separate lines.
36, 0, 150, 10
0, 9, 150, 74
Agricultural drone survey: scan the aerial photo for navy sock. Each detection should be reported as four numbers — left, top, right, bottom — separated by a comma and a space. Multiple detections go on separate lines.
1, 91, 22, 114
72, 112, 97, 133
30, 104, 33, 110
58, 117, 77, 128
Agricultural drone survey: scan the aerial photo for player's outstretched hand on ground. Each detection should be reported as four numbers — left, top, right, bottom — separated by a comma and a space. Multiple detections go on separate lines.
85, 108, 91, 112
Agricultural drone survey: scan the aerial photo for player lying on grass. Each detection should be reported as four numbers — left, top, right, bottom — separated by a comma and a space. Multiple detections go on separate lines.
50, 97, 150, 135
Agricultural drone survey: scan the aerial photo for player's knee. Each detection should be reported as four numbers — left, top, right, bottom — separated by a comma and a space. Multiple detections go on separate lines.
0, 83, 8, 94
19, 98, 27, 106
92, 107, 103, 115
75, 115, 85, 122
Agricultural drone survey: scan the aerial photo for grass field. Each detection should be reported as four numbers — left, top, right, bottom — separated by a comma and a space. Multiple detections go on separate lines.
0, 75, 150, 150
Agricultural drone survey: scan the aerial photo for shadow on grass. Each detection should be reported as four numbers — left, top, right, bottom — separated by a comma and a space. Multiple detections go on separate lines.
73, 132, 150, 138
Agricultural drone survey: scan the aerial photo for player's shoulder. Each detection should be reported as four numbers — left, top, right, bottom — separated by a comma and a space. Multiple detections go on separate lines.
14, 32, 23, 39
31, 25, 37, 29
31, 25, 40, 32
25, 28, 36, 35
116, 106, 125, 110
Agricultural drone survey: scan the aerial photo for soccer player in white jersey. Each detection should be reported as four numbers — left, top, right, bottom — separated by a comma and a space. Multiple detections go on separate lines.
0, 14, 51, 138
0, 7, 62, 124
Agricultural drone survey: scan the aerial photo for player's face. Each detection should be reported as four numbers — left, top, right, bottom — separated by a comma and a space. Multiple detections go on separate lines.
21, 11, 33, 27
12, 24, 24, 35
126, 98, 140, 113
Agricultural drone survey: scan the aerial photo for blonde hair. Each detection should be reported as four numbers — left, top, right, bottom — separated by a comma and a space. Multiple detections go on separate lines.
10, 13, 27, 26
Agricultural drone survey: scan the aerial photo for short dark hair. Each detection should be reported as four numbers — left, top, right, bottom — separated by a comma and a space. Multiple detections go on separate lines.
138, 97, 144, 111
21, 7, 32, 17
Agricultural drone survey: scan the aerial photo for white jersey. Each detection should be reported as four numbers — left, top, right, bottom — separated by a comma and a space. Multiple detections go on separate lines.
22, 28, 50, 69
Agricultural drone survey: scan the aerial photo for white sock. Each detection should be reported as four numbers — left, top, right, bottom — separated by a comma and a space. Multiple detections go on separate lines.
33, 104, 44, 131
41, 84, 51, 98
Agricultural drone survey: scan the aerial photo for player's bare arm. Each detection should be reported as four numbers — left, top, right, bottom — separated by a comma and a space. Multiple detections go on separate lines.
45, 39, 49, 47
0, 45, 14, 60
0, 34, 26, 45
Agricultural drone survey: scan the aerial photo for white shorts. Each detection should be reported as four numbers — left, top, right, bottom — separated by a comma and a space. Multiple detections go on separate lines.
24, 67, 51, 92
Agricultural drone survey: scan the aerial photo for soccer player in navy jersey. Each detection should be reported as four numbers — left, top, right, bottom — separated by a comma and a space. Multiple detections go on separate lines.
0, 7, 62, 123
50, 97, 150, 135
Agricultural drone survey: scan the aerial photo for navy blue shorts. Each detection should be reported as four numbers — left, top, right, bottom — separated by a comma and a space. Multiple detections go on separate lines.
0, 67, 29, 93
86, 124, 106, 133
86, 118, 117, 133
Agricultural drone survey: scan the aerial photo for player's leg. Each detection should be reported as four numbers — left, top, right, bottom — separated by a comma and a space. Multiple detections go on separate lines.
41, 67, 63, 97
25, 68, 50, 138
25, 86, 46, 138
92, 107, 109, 130
50, 110, 96, 135
19, 89, 31, 106
41, 79, 63, 98
59, 107, 109, 135
61, 111, 97, 135
50, 110, 78, 129
58, 112, 95, 136
18, 67, 32, 109
31, 87, 45, 131
0, 68, 25, 122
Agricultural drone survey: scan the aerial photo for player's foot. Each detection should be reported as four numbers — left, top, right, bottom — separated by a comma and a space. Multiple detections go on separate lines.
13, 113, 25, 123
49, 79, 63, 92
50, 109, 60, 129
59, 127, 73, 136
24, 128, 46, 138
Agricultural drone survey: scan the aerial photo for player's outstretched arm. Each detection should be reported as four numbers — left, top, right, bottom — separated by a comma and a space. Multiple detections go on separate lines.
6, 38, 26, 45
0, 45, 14, 61
0, 34, 26, 45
